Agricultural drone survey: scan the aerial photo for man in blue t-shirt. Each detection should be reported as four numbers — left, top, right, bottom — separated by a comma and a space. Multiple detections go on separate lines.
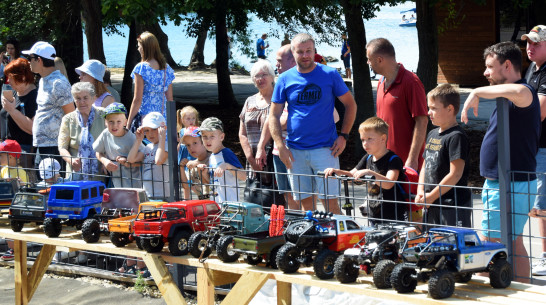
461, 41, 540, 282
269, 33, 357, 214
256, 33, 269, 59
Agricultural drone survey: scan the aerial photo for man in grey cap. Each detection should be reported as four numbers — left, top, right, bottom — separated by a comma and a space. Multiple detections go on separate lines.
22, 41, 74, 170
522, 25, 546, 276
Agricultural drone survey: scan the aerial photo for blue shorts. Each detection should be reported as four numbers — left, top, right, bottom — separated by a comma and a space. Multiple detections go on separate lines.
343, 55, 351, 69
534, 148, 546, 210
273, 155, 291, 193
481, 179, 536, 239
287, 147, 339, 200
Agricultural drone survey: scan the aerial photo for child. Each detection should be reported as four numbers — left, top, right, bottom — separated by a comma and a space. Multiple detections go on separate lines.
128, 112, 169, 199
0, 139, 28, 185
416, 84, 471, 227
36, 158, 63, 187
324, 117, 407, 224
182, 126, 211, 199
198, 117, 245, 203
93, 103, 145, 188
177, 106, 199, 197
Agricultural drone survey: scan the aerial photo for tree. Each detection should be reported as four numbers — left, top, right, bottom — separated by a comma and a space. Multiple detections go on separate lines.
189, 18, 211, 69
416, 0, 438, 93
81, 0, 106, 64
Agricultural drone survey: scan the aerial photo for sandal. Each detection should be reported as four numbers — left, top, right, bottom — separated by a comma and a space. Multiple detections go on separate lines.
138, 267, 151, 278
117, 261, 137, 275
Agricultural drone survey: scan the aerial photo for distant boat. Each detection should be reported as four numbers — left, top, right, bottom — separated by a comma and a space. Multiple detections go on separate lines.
399, 8, 417, 27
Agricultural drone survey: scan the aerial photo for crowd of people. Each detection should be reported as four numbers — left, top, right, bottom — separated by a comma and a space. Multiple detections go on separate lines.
0, 25, 545, 282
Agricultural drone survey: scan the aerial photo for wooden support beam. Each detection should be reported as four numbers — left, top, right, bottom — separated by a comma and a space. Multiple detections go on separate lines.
27, 244, 56, 301
277, 281, 291, 305
14, 240, 28, 305
210, 270, 241, 286
142, 254, 187, 305
220, 271, 269, 305
197, 267, 215, 305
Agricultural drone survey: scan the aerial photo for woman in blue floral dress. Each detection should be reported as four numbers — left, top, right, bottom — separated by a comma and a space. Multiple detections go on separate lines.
126, 32, 175, 131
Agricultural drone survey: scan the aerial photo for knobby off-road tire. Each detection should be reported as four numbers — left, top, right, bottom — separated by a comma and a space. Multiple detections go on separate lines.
276, 243, 301, 274
489, 258, 512, 288
334, 255, 360, 283
110, 232, 131, 247
390, 264, 418, 293
82, 219, 101, 243
135, 237, 144, 250
285, 220, 315, 243
10, 220, 24, 232
268, 246, 280, 269
168, 230, 192, 256
245, 255, 263, 265
373, 260, 396, 289
43, 218, 62, 237
454, 272, 473, 283
314, 249, 337, 280
216, 235, 240, 262
428, 269, 455, 299
188, 232, 211, 258
141, 237, 165, 253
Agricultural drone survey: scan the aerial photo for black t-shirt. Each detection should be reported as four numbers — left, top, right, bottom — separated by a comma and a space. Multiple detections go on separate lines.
423, 125, 471, 206
355, 150, 407, 223
0, 88, 38, 146
525, 62, 546, 148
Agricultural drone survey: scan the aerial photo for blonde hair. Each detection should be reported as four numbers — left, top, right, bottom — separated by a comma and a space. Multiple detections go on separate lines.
358, 117, 389, 137
137, 31, 167, 70
54, 57, 68, 79
177, 106, 200, 132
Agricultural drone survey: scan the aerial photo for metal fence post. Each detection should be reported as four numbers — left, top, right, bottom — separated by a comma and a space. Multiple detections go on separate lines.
497, 97, 513, 261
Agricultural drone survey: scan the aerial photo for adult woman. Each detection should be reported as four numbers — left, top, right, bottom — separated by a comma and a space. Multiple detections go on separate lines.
58, 82, 106, 180
0, 58, 37, 171
126, 32, 175, 131
75, 60, 114, 108
1, 38, 21, 94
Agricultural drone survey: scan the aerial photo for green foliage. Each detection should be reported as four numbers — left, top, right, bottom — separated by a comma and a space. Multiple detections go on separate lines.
0, 0, 53, 47
134, 271, 148, 294
437, 0, 467, 35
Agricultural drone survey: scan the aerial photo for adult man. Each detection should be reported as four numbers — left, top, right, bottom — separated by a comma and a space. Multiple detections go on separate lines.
269, 33, 357, 214
522, 25, 546, 276
275, 44, 296, 74
366, 38, 428, 170
22, 41, 74, 168
256, 33, 269, 60
461, 41, 541, 282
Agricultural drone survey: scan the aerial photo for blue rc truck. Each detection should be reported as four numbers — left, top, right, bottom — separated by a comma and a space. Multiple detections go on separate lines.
43, 181, 105, 238
391, 227, 512, 299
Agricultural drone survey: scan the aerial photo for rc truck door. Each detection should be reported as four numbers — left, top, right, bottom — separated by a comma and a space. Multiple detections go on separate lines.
459, 233, 484, 270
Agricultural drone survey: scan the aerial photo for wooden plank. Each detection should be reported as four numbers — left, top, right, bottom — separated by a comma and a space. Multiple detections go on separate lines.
14, 240, 28, 305
26, 244, 56, 301
197, 267, 215, 305
141, 254, 187, 305
277, 281, 291, 305
208, 269, 241, 286
220, 271, 269, 305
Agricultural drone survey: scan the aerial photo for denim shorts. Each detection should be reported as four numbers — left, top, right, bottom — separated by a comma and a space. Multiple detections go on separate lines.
287, 147, 339, 200
273, 154, 291, 193
481, 179, 536, 239
343, 56, 351, 69
534, 148, 546, 210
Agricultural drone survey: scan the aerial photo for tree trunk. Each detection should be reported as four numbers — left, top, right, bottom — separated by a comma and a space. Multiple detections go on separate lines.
52, 0, 83, 84
143, 22, 180, 69
215, 6, 237, 108
81, 0, 106, 64
120, 21, 140, 108
189, 21, 209, 69
416, 0, 438, 93
342, 0, 374, 156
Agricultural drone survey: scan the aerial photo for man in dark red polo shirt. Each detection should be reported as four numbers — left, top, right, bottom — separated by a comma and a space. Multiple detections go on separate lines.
366, 38, 428, 170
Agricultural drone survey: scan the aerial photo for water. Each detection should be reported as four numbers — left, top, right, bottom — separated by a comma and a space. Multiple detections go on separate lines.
83, 2, 418, 72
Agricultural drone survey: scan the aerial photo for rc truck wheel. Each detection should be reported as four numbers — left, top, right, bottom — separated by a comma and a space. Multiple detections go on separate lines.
188, 232, 211, 258
135, 237, 143, 250
390, 264, 417, 293
285, 220, 315, 243
245, 255, 263, 265
268, 246, 280, 269
10, 220, 24, 232
454, 272, 473, 283
489, 258, 512, 288
373, 260, 396, 289
82, 219, 101, 243
110, 232, 130, 247
428, 269, 455, 299
216, 235, 240, 262
276, 243, 301, 274
43, 218, 62, 237
334, 255, 360, 283
141, 237, 165, 253
168, 230, 191, 256
314, 249, 337, 279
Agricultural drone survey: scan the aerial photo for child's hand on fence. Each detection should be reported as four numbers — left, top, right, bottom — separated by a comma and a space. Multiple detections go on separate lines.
115, 156, 130, 168
353, 169, 371, 179
104, 159, 119, 172
214, 163, 227, 177
414, 191, 429, 208
186, 159, 198, 169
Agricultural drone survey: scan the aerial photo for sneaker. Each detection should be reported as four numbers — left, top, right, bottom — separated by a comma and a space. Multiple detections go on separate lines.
532, 258, 546, 276
1, 249, 14, 261
74, 253, 88, 264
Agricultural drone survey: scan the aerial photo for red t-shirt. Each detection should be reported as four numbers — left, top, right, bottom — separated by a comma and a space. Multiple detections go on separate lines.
376, 64, 427, 169
314, 54, 324, 63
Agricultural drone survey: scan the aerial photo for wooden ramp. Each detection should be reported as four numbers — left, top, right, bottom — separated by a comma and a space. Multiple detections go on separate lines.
0, 228, 545, 305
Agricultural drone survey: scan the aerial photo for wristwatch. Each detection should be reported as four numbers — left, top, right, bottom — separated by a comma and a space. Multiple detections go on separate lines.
340, 133, 350, 140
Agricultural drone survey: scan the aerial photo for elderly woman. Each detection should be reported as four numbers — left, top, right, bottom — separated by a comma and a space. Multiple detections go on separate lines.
239, 59, 275, 180
58, 82, 106, 180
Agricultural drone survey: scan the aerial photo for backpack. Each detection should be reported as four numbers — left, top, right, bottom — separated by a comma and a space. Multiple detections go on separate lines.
366, 154, 422, 211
